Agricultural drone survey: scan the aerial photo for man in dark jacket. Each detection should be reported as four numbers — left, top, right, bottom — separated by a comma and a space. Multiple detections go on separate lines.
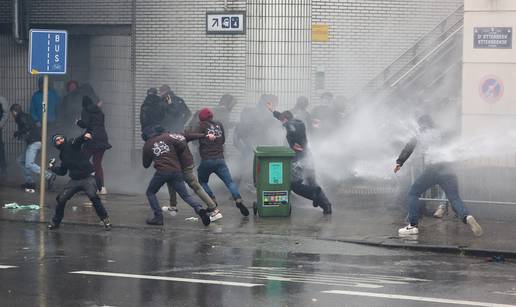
394, 115, 482, 236
143, 126, 211, 226
290, 96, 312, 133
159, 85, 191, 133
47, 133, 111, 230
194, 108, 249, 217
10, 104, 56, 191
266, 102, 332, 214
311, 92, 343, 140
77, 96, 111, 194
140, 88, 166, 138
160, 129, 223, 222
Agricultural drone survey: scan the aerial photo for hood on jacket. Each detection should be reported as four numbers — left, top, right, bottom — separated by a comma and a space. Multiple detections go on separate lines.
143, 94, 162, 106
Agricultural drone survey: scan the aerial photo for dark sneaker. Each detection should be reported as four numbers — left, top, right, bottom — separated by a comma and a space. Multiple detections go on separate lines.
322, 201, 332, 215
146, 216, 163, 226
101, 217, 112, 231
47, 222, 60, 230
236, 201, 249, 217
198, 209, 211, 226
47, 173, 57, 190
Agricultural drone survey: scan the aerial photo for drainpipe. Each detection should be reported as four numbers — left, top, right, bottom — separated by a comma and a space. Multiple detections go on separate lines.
13, 0, 29, 44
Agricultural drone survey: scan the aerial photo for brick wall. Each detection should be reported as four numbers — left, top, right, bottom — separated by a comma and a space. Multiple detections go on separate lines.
133, 0, 247, 148
311, 0, 463, 102
29, 0, 131, 24
0, 0, 11, 23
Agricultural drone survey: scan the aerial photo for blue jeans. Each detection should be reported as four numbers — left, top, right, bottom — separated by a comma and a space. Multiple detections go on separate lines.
146, 172, 202, 218
408, 164, 469, 226
17, 142, 52, 184
197, 159, 242, 200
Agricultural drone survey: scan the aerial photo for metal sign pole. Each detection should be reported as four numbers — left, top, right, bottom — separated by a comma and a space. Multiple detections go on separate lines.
39, 75, 48, 210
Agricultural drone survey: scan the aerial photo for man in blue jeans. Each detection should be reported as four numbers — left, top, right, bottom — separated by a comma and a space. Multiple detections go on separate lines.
194, 108, 249, 217
142, 126, 211, 226
10, 104, 55, 192
395, 115, 482, 236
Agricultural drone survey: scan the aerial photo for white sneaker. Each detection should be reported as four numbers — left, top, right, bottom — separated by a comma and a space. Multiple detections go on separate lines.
162, 206, 178, 216
99, 187, 108, 195
398, 225, 419, 236
466, 215, 483, 236
209, 208, 223, 222
433, 205, 446, 218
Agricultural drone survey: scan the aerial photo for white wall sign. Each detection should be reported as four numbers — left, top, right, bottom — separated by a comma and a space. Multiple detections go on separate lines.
206, 11, 245, 34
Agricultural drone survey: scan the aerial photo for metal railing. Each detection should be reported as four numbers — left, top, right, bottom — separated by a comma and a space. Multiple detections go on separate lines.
354, 5, 464, 99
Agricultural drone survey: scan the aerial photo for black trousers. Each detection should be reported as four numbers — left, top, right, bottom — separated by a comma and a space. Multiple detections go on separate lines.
52, 176, 108, 225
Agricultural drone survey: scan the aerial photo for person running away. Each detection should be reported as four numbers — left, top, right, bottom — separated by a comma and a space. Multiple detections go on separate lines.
266, 102, 332, 214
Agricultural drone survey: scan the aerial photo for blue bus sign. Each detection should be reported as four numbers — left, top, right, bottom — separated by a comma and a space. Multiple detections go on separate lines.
29, 29, 67, 75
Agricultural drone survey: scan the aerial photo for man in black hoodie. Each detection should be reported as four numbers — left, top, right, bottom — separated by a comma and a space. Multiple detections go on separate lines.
47, 133, 111, 230
140, 87, 166, 138
266, 102, 332, 214
10, 104, 56, 191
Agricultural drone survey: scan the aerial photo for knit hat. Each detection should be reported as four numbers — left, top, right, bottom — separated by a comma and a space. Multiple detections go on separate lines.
198, 108, 213, 121
51, 134, 65, 146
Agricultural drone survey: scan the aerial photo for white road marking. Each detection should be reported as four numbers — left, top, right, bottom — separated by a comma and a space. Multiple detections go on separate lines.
0, 265, 18, 269
70, 271, 263, 288
323, 290, 516, 307
195, 271, 383, 288
494, 291, 516, 296
194, 266, 429, 289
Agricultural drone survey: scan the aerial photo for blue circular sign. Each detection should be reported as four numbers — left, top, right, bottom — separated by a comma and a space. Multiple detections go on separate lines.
479, 75, 504, 103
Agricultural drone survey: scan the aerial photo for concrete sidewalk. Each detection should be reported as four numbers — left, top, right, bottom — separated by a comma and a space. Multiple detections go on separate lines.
1, 184, 515, 258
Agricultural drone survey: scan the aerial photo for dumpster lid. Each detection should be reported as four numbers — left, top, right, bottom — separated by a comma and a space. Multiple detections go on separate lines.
254, 146, 295, 157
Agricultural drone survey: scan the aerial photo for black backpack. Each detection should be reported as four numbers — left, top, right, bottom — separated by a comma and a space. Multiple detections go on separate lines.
0, 103, 4, 122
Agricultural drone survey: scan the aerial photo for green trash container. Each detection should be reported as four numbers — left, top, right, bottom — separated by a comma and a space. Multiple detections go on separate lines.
253, 146, 295, 217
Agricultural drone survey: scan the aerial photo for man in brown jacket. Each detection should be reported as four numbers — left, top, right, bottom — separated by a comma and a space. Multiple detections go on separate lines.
143, 127, 211, 226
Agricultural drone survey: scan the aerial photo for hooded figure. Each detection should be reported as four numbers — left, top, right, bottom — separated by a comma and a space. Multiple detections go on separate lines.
140, 88, 166, 139
77, 96, 111, 193
48, 132, 111, 231
77, 96, 111, 150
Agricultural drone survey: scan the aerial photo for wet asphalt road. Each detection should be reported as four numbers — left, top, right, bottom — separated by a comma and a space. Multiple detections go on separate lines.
1, 220, 516, 307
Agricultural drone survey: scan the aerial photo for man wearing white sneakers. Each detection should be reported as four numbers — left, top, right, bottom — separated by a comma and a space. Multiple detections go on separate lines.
394, 115, 482, 237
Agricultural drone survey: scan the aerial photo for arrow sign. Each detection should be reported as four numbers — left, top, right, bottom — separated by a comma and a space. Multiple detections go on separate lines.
212, 18, 219, 27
